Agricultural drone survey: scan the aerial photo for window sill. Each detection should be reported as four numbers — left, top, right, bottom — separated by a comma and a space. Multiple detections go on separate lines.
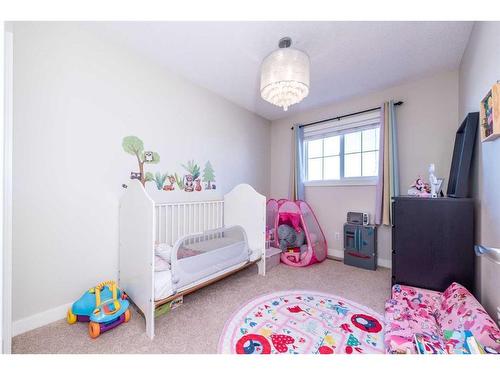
304, 178, 378, 187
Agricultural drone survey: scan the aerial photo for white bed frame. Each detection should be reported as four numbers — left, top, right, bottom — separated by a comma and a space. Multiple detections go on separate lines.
119, 180, 266, 339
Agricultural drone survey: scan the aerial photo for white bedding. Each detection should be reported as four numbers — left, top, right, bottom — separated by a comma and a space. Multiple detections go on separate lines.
154, 243, 173, 299
155, 255, 170, 271
155, 243, 172, 262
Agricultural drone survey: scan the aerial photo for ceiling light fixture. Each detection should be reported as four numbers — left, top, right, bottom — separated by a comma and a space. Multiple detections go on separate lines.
260, 37, 310, 112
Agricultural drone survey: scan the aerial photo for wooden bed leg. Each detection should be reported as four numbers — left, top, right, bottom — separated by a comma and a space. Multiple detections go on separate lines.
257, 257, 266, 276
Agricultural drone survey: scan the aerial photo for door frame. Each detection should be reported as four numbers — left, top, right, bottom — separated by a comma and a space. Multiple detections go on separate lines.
2, 25, 13, 354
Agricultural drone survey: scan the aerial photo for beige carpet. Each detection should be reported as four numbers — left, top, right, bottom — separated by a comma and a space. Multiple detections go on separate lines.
13, 259, 391, 354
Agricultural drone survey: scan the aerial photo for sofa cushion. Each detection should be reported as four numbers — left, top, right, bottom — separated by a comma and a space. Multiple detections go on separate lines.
439, 282, 500, 352
391, 284, 442, 313
384, 285, 443, 354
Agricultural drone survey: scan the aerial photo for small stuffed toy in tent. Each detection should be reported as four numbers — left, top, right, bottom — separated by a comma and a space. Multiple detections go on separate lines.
266, 199, 327, 267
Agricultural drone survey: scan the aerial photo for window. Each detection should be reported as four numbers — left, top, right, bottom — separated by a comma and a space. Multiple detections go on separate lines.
344, 128, 380, 177
306, 136, 341, 181
303, 111, 380, 184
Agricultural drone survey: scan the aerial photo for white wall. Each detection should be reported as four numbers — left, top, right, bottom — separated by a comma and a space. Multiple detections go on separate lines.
270, 70, 459, 265
459, 21, 500, 321
459, 21, 500, 247
11, 22, 270, 328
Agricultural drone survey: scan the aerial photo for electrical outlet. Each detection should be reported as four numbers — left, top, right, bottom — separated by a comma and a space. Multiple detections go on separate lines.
334, 232, 340, 240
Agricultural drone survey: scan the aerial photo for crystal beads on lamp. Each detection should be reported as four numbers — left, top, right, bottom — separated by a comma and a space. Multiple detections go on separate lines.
260, 39, 310, 111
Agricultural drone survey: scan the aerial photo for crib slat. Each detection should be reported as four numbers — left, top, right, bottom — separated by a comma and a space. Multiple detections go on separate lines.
213, 202, 216, 235
179, 205, 182, 243
154, 200, 224, 246
204, 203, 207, 232
219, 202, 223, 228
198, 204, 201, 235
184, 204, 187, 239
216, 203, 219, 230
189, 204, 193, 237
160, 206, 164, 243
189, 205, 193, 244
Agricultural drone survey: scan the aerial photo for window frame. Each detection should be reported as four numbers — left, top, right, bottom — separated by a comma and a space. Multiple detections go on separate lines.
303, 124, 380, 187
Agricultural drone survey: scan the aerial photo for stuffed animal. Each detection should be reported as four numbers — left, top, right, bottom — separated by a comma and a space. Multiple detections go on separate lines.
278, 224, 306, 251
408, 177, 431, 197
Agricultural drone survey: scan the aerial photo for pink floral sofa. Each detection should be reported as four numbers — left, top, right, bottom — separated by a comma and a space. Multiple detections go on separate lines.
384, 282, 500, 354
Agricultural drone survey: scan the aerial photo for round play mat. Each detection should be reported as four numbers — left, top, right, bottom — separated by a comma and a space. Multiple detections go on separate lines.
218, 290, 385, 354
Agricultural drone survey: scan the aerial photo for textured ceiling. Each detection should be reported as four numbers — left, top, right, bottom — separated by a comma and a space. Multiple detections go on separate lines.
87, 21, 473, 120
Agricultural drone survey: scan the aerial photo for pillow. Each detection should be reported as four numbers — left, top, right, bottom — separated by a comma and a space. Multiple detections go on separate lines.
154, 255, 170, 272
439, 282, 500, 352
155, 243, 172, 263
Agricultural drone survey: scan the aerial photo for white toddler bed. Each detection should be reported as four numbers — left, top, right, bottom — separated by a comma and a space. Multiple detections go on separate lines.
119, 180, 266, 339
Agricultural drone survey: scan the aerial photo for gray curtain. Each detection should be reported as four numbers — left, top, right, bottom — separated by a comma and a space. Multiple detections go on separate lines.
290, 125, 305, 201
375, 101, 400, 225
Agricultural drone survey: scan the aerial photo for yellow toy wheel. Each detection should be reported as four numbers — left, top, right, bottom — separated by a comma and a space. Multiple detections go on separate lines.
67, 309, 77, 324
88, 322, 101, 339
124, 309, 131, 323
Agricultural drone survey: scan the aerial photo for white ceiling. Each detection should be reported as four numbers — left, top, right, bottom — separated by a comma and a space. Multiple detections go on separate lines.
88, 21, 473, 121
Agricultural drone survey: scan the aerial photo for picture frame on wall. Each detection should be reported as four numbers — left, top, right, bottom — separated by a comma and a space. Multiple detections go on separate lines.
480, 83, 500, 142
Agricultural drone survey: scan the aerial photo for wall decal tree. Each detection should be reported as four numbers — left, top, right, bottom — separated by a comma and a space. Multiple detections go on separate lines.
122, 136, 160, 186
202, 161, 216, 190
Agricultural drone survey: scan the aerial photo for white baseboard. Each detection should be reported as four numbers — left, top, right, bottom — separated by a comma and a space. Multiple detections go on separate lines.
328, 248, 391, 269
13, 302, 72, 337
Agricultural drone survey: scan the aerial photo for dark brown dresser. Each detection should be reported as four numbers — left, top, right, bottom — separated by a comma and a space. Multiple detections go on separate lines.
392, 196, 475, 293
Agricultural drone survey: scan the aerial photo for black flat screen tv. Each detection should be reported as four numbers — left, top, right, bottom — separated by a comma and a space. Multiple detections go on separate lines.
447, 112, 479, 198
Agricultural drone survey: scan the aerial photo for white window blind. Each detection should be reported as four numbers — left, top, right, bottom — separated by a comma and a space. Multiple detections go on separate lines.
303, 110, 381, 140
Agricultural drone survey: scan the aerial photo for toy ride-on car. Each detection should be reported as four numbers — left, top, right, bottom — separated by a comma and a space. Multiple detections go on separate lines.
67, 280, 131, 338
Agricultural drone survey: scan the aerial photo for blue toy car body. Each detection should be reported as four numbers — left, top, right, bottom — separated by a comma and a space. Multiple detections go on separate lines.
67, 281, 131, 338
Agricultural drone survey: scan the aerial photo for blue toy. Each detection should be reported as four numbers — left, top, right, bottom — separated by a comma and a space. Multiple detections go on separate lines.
67, 280, 131, 338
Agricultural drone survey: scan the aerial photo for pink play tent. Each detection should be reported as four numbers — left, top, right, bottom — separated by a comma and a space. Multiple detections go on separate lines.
266, 199, 327, 267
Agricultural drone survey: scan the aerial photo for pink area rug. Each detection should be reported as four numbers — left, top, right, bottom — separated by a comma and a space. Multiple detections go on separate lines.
218, 290, 385, 354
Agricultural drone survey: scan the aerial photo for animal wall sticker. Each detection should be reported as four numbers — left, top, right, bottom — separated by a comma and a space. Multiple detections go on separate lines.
122, 136, 160, 187
121, 136, 217, 192
184, 174, 195, 192
181, 160, 200, 193
195, 179, 202, 191
130, 172, 141, 180
163, 175, 176, 191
